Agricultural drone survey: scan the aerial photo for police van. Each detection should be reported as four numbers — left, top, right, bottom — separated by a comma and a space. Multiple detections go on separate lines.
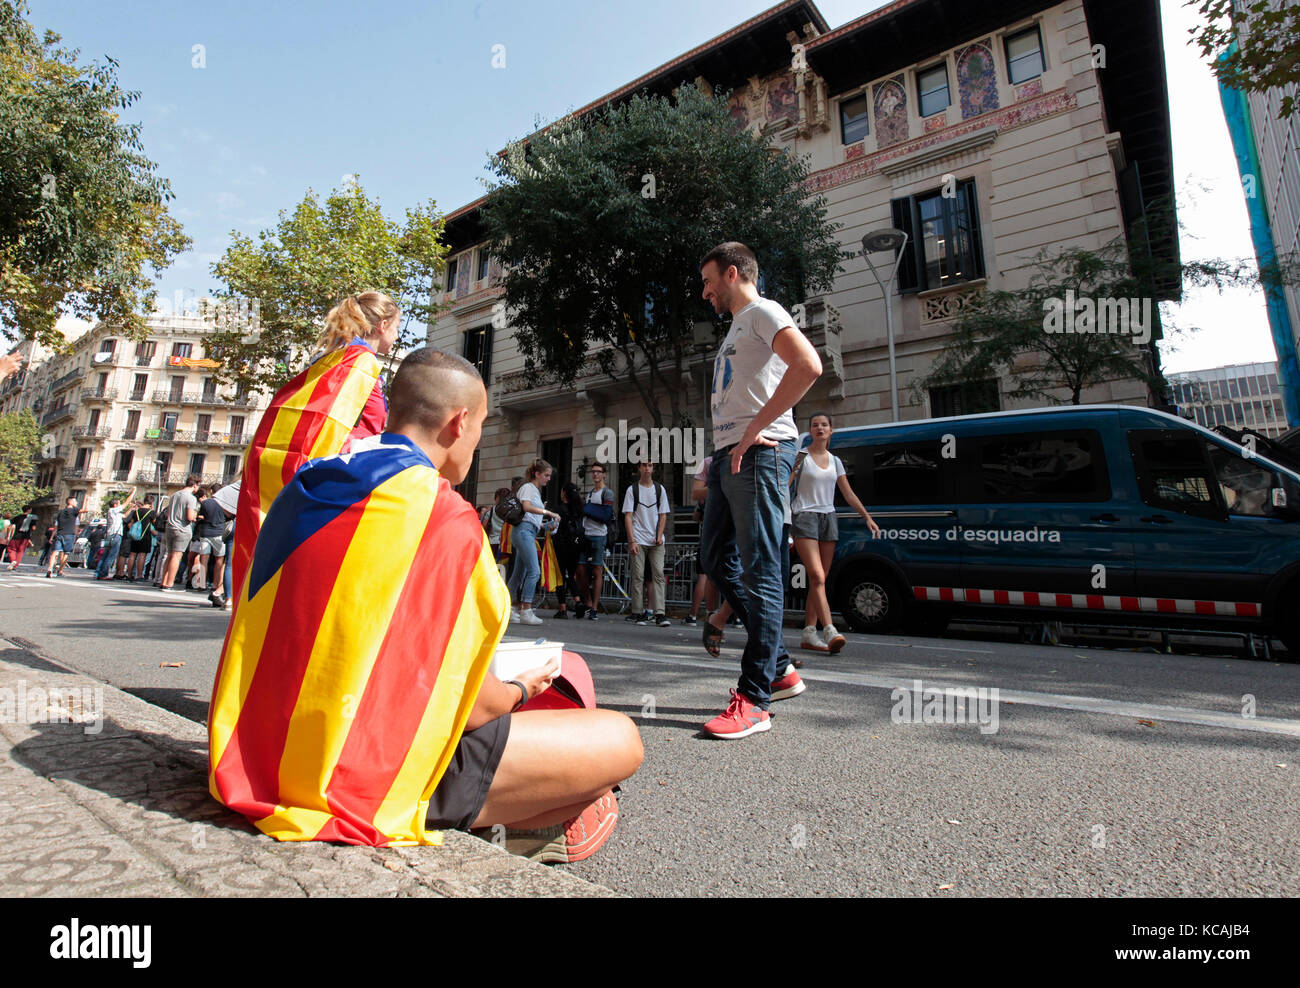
814, 404, 1300, 656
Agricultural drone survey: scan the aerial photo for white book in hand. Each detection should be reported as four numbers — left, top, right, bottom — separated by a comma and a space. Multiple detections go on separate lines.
491, 639, 563, 682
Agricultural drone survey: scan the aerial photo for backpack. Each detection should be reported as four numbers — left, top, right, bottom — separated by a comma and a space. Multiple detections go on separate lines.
494, 492, 525, 527
624, 483, 665, 543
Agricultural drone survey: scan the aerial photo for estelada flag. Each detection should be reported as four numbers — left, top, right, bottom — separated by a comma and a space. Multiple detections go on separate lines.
209, 434, 508, 846
232, 341, 384, 598
540, 530, 563, 591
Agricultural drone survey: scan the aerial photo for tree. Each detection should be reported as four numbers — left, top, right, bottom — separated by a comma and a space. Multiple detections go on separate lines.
1188, 0, 1300, 118
480, 85, 843, 431
0, 409, 46, 514
202, 179, 447, 395
915, 220, 1272, 405
0, 1, 190, 348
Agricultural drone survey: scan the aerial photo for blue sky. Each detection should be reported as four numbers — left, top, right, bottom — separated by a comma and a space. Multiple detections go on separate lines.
30, 0, 1275, 374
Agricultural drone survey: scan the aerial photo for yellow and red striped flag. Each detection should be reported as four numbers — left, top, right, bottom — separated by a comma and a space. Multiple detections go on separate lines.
232, 342, 383, 597
209, 434, 508, 846
541, 530, 564, 591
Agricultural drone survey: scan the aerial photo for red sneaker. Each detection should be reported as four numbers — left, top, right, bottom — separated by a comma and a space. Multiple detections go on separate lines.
703, 689, 771, 739
770, 666, 806, 701
490, 790, 620, 864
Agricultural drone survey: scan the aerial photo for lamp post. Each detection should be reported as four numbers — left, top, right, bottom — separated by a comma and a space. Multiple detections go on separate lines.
861, 228, 909, 423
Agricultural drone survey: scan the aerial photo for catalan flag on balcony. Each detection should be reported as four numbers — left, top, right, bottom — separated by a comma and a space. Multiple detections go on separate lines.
232, 340, 384, 596
209, 434, 508, 846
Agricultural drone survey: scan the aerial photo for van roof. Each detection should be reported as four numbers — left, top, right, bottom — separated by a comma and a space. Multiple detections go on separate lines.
807, 404, 1300, 480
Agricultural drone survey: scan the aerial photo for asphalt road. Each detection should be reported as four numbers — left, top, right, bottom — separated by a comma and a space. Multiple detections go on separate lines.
3, 562, 1298, 896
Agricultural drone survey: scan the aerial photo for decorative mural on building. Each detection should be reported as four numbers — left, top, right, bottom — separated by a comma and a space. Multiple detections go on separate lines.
873, 76, 908, 147
1015, 78, 1043, 101
957, 41, 999, 119
727, 92, 750, 129
766, 72, 798, 125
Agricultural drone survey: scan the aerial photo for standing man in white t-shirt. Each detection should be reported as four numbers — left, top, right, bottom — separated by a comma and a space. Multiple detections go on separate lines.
697, 241, 822, 739
622, 461, 671, 627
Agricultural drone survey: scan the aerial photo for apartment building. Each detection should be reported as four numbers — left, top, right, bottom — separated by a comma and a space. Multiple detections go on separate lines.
431, 0, 1180, 509
1168, 361, 1291, 438
1219, 0, 1300, 427
6, 312, 263, 525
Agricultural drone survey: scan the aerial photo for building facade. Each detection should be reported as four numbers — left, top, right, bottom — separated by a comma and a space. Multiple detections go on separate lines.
432, 0, 1178, 511
3, 313, 264, 525
1219, 0, 1300, 426
1168, 361, 1291, 437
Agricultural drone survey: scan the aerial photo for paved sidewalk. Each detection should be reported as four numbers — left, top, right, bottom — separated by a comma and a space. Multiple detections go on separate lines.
0, 642, 613, 897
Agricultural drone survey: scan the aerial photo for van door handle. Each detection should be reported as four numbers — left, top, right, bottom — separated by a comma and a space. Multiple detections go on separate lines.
1139, 515, 1173, 524
1089, 513, 1119, 522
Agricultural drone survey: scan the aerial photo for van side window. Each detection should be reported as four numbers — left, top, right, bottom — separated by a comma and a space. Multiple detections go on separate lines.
1206, 444, 1273, 517
978, 432, 1108, 501
837, 443, 945, 506
1130, 435, 1222, 517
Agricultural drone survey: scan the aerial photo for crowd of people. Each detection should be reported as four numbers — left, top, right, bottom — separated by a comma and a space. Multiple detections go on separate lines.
5, 239, 861, 857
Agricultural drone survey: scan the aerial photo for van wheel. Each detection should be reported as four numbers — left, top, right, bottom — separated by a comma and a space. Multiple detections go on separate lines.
837, 568, 905, 634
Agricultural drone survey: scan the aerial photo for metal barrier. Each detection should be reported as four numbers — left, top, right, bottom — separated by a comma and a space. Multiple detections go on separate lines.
510, 540, 809, 614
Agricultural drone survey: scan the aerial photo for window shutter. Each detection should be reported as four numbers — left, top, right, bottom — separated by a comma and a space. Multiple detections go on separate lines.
959, 178, 986, 279
891, 197, 922, 294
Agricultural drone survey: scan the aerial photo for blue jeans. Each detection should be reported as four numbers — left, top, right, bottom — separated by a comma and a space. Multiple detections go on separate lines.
96, 534, 122, 577
506, 522, 541, 607
700, 439, 795, 708
222, 526, 234, 599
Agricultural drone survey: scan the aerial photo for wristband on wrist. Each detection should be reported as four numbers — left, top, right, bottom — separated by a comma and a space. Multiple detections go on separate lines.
506, 679, 528, 711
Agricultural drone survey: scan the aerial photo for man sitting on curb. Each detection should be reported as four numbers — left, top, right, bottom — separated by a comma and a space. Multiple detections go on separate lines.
209, 348, 643, 859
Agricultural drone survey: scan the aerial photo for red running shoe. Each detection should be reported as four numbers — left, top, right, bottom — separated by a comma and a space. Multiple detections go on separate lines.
703, 689, 771, 739
770, 666, 806, 701
492, 790, 621, 864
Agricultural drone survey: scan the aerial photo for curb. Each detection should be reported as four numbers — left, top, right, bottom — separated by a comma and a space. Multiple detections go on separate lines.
0, 639, 617, 897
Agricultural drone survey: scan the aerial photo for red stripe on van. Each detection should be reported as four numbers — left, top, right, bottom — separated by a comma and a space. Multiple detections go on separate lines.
1120, 597, 1140, 611
1235, 602, 1259, 617
913, 587, 928, 601
1156, 599, 1177, 613
1024, 591, 1040, 607
1193, 600, 1216, 615
939, 587, 954, 602
1086, 595, 1104, 609
1055, 593, 1073, 608
993, 590, 1010, 605
965, 588, 981, 603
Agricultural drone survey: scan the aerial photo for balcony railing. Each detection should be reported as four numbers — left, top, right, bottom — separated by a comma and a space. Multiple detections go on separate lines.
39, 444, 68, 463
80, 387, 118, 402
41, 405, 75, 427
49, 368, 85, 393
127, 389, 147, 402
108, 468, 134, 482
120, 429, 139, 440
135, 355, 154, 367
151, 389, 259, 408
62, 467, 101, 482
72, 426, 112, 439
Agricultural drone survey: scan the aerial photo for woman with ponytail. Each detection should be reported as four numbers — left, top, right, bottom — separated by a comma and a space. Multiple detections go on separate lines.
507, 459, 559, 626
230, 291, 401, 599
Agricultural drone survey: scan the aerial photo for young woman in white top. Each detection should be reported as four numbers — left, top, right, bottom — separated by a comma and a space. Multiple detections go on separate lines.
791, 413, 880, 653
507, 458, 559, 625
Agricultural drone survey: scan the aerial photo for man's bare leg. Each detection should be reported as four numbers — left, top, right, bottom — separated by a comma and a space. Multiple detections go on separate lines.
161, 550, 184, 588
472, 708, 642, 829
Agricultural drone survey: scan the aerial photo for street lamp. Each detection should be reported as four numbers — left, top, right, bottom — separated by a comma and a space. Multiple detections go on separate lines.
861, 228, 909, 423
155, 455, 167, 506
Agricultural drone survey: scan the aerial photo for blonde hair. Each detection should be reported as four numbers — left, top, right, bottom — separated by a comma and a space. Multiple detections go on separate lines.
315, 291, 400, 353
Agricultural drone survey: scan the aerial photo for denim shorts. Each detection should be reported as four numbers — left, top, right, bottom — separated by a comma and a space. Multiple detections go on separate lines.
578, 534, 607, 567
791, 511, 838, 542
53, 534, 77, 553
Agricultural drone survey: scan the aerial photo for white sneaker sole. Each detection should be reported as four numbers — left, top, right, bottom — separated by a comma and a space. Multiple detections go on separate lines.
771, 680, 806, 701
800, 642, 829, 652
825, 635, 846, 654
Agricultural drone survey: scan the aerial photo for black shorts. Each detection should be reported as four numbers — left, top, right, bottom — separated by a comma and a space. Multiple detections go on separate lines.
425, 713, 511, 831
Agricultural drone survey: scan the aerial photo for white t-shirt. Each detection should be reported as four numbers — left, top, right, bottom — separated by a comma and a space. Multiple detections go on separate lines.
710, 297, 801, 448
517, 482, 544, 527
622, 482, 670, 546
583, 487, 615, 538
105, 505, 124, 538
791, 452, 846, 514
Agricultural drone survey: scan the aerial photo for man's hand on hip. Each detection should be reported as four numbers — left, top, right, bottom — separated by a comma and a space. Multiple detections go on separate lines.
731, 425, 778, 474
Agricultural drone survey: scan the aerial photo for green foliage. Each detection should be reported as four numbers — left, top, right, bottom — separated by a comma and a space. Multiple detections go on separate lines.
202, 179, 448, 394
481, 85, 844, 427
1189, 0, 1300, 117
0, 1, 190, 348
916, 219, 1276, 405
0, 408, 46, 514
